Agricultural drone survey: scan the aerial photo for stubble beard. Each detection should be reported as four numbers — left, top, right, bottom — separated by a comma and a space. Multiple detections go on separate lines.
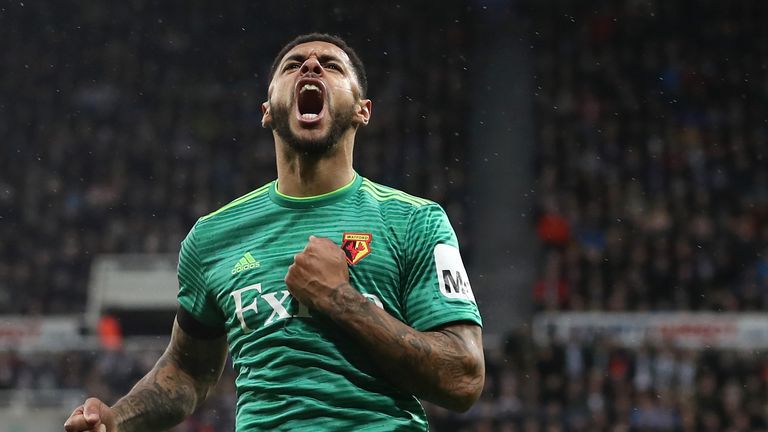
270, 98, 355, 159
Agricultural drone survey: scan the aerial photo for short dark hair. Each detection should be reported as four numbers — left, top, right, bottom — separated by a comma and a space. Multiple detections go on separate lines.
269, 33, 368, 98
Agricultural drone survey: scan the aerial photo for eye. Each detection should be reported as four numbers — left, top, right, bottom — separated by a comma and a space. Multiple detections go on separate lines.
283, 62, 300, 71
325, 63, 342, 72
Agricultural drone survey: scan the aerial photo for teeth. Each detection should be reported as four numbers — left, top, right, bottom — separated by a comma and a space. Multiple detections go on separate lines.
300, 113, 319, 120
300, 84, 321, 94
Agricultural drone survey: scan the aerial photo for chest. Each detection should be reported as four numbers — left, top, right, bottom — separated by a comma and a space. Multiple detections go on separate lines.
203, 208, 405, 335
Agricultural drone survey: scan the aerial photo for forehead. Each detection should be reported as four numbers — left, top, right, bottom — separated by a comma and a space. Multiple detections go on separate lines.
280, 41, 352, 65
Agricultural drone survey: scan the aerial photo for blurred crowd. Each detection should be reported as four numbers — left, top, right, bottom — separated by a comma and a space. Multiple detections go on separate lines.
0, 1, 472, 314
429, 331, 768, 432
6, 0, 768, 431
4, 332, 768, 432
532, 0, 768, 312
0, 344, 237, 432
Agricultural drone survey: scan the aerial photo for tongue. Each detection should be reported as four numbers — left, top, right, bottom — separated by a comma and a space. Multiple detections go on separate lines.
298, 89, 324, 115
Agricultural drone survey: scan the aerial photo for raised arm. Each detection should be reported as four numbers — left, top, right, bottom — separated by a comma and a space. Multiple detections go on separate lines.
285, 236, 485, 412
64, 317, 228, 432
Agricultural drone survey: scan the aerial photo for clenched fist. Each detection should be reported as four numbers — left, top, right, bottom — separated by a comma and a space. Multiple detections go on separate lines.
64, 397, 117, 432
285, 235, 351, 315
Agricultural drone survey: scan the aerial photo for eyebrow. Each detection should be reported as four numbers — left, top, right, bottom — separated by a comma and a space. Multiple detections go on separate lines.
281, 53, 346, 68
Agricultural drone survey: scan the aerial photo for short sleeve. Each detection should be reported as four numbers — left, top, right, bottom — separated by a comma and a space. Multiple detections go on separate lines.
402, 205, 482, 331
177, 221, 225, 328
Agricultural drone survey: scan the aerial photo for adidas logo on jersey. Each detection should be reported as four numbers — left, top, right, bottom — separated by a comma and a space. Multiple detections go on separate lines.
232, 252, 260, 275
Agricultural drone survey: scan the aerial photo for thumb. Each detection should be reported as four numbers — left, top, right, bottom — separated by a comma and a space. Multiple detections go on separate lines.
83, 398, 103, 424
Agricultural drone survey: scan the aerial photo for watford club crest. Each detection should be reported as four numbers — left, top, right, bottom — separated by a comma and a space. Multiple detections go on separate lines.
342, 232, 372, 265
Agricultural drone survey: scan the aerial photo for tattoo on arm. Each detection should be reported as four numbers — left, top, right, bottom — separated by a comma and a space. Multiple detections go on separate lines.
329, 284, 484, 411
114, 355, 196, 431
112, 320, 228, 432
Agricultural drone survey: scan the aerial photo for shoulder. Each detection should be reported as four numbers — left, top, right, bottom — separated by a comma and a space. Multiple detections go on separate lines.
358, 177, 436, 209
357, 177, 451, 228
194, 181, 274, 233
356, 178, 454, 243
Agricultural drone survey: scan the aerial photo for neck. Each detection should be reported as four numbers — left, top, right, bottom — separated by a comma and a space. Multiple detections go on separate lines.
274, 132, 356, 197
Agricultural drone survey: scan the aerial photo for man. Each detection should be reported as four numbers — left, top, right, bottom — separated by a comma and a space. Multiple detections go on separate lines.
65, 33, 484, 432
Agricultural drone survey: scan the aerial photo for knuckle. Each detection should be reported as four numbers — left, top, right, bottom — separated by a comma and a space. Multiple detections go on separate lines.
63, 417, 81, 431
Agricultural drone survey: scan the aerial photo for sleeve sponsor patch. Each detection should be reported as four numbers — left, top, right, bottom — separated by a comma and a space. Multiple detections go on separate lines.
434, 244, 476, 302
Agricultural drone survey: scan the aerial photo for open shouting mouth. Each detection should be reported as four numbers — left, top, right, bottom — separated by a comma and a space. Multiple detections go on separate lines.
295, 78, 327, 126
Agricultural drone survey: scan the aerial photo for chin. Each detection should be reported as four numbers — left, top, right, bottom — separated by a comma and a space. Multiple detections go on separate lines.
283, 128, 337, 156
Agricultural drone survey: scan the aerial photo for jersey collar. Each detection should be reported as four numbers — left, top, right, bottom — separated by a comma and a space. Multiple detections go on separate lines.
269, 173, 362, 209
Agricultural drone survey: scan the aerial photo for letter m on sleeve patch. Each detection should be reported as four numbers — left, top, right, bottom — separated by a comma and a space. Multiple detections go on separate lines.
434, 244, 476, 302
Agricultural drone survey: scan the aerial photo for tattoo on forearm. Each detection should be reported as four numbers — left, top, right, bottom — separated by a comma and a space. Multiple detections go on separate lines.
112, 322, 227, 432
113, 355, 198, 431
329, 283, 484, 410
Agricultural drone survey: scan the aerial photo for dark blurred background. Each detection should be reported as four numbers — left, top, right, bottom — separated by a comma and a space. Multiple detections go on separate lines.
1, 1, 768, 431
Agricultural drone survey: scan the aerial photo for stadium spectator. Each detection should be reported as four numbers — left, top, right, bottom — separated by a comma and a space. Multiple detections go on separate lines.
5, 0, 768, 430
0, 1, 472, 315
531, 0, 768, 313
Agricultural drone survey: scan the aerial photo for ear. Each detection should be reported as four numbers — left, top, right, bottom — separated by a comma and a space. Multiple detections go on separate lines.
354, 99, 372, 126
261, 102, 271, 128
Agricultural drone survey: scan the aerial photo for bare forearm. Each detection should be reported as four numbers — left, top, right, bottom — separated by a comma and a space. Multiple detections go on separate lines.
283, 237, 484, 411
111, 321, 227, 432
327, 283, 484, 412
111, 354, 199, 432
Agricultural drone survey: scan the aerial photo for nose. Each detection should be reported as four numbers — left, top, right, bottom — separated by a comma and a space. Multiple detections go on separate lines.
300, 56, 323, 76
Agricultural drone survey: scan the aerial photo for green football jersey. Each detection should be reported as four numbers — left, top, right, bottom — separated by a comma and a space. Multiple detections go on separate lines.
177, 173, 482, 431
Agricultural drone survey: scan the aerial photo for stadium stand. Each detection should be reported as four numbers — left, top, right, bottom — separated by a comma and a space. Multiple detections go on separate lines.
3, 0, 768, 431
0, 1, 476, 430
519, 0, 768, 430
531, 0, 768, 313
0, 1, 472, 315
